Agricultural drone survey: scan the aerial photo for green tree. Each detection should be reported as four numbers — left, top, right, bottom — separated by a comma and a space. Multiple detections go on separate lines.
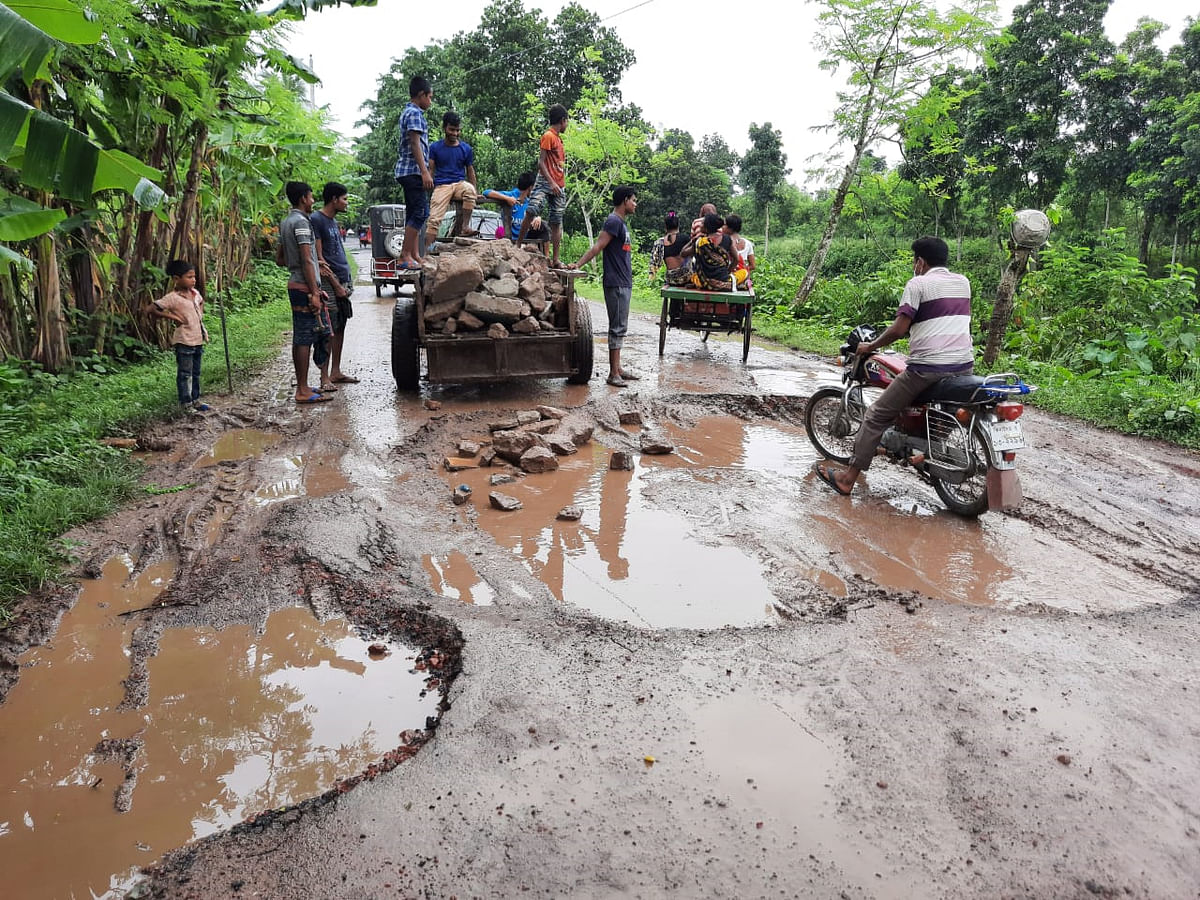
637, 130, 732, 239
740, 122, 789, 254
698, 133, 740, 182
794, 0, 997, 305
965, 0, 1113, 214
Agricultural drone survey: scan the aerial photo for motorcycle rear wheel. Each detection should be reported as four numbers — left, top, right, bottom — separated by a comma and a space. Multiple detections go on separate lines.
805, 386, 864, 464
930, 421, 990, 517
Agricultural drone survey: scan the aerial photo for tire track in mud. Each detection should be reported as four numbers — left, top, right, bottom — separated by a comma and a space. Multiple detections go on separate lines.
1005, 496, 1200, 596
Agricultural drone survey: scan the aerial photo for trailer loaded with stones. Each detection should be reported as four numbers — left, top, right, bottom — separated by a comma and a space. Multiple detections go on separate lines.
391, 238, 592, 389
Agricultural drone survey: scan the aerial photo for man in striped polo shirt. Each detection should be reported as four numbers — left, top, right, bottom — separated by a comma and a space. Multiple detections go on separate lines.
816, 235, 974, 496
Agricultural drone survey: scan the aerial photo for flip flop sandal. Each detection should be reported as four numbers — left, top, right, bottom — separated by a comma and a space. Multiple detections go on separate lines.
813, 461, 853, 496
606, 375, 627, 388
296, 393, 334, 404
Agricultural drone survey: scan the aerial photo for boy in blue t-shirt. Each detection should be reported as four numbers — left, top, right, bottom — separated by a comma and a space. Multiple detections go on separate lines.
392, 76, 434, 268
482, 172, 548, 245
425, 110, 478, 246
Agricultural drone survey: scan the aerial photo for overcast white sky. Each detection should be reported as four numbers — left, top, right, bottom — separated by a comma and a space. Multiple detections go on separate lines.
288, 0, 1195, 187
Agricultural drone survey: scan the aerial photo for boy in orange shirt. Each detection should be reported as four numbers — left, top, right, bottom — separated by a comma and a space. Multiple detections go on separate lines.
517, 104, 569, 266
147, 259, 211, 412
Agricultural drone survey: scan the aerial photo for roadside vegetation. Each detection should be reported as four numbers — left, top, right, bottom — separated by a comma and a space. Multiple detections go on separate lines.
0, 265, 289, 621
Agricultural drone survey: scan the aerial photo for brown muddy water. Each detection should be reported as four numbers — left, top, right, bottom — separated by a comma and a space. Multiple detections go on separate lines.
0, 555, 439, 900
250, 450, 353, 506
422, 551, 496, 605
194, 428, 280, 467
441, 414, 1173, 620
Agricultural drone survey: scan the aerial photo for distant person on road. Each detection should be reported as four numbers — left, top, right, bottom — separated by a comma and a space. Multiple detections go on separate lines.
281, 180, 333, 404
724, 213, 755, 290
814, 235, 974, 497
483, 172, 550, 250
147, 259, 210, 413
571, 186, 639, 388
311, 181, 358, 387
426, 111, 479, 246
517, 104, 569, 267
392, 75, 434, 269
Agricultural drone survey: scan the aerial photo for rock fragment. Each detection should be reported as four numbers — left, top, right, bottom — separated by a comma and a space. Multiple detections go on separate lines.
537, 405, 567, 420
520, 446, 559, 473
430, 254, 484, 302
479, 447, 497, 467
546, 435, 577, 456
639, 431, 674, 455
487, 323, 509, 340
517, 410, 543, 425
557, 506, 583, 521
489, 492, 523, 511
492, 429, 539, 463
610, 450, 635, 471
618, 410, 643, 426
489, 473, 517, 485
457, 440, 480, 457
512, 316, 540, 334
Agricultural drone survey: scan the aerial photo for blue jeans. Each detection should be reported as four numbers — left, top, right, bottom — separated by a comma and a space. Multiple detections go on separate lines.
174, 343, 203, 405
397, 174, 429, 231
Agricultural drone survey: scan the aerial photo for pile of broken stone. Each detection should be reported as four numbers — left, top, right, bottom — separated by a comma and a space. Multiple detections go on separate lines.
423, 239, 569, 338
443, 404, 676, 517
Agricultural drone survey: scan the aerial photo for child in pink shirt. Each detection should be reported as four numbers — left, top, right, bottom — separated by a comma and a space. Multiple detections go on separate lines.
148, 260, 210, 412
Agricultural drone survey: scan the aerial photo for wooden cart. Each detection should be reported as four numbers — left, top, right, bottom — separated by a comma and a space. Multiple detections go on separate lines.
658, 286, 754, 363
391, 267, 593, 389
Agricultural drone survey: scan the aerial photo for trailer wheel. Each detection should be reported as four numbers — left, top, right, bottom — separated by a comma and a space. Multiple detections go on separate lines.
566, 296, 594, 384
658, 297, 668, 356
391, 296, 419, 390
742, 304, 753, 363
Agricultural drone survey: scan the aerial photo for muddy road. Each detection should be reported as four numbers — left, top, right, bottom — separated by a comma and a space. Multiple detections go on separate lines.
2, 246, 1199, 899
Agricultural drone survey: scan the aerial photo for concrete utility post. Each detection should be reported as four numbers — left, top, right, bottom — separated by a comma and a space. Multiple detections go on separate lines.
983, 209, 1051, 366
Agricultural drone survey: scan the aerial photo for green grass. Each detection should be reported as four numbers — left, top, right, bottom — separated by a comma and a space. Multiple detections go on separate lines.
0, 265, 292, 623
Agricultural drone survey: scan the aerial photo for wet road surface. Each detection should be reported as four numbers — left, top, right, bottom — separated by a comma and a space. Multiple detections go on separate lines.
1, 245, 1198, 899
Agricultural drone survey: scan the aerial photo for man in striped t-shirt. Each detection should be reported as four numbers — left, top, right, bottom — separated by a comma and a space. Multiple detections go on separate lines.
816, 236, 974, 496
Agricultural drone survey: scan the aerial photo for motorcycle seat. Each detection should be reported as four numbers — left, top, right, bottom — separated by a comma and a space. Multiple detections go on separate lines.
914, 374, 987, 405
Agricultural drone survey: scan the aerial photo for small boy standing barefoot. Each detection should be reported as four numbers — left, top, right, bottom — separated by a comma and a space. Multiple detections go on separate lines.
148, 259, 210, 412
392, 76, 435, 268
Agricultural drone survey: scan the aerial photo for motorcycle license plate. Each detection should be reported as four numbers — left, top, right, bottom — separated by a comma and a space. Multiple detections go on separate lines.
988, 420, 1026, 451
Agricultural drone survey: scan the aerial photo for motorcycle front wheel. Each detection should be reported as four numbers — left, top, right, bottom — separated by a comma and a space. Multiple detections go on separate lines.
805, 386, 864, 464
930, 421, 991, 517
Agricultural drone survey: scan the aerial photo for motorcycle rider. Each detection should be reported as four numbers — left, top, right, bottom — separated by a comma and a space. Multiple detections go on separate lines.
815, 235, 974, 496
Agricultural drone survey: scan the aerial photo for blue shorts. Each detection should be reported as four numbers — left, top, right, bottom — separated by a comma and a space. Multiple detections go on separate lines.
397, 174, 429, 230
526, 177, 566, 226
289, 288, 330, 366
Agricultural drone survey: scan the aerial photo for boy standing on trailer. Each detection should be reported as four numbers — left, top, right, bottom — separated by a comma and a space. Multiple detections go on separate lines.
392, 76, 435, 268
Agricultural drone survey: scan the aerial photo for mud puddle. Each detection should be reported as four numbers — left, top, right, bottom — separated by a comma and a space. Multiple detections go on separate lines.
251, 450, 353, 506
195, 428, 280, 467
441, 423, 813, 629
422, 551, 496, 605
0, 556, 439, 899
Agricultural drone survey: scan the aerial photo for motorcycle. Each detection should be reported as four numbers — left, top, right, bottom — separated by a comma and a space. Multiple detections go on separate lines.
805, 325, 1036, 517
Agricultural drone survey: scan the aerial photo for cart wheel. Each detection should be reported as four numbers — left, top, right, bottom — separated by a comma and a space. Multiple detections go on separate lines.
391, 296, 419, 390
701, 330, 710, 343
658, 298, 668, 356
374, 280, 382, 297
742, 305, 752, 363
566, 296, 593, 384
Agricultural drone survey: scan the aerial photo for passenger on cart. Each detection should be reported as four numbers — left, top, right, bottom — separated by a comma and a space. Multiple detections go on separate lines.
650, 212, 694, 287
681, 213, 746, 292
724, 214, 755, 290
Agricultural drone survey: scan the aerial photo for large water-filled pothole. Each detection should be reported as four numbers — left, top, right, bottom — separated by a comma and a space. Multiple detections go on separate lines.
0, 556, 440, 899
440, 417, 820, 629
440, 410, 1177, 617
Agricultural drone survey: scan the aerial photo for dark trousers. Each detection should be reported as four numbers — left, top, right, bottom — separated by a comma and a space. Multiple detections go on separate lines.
174, 343, 203, 405
850, 368, 946, 470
